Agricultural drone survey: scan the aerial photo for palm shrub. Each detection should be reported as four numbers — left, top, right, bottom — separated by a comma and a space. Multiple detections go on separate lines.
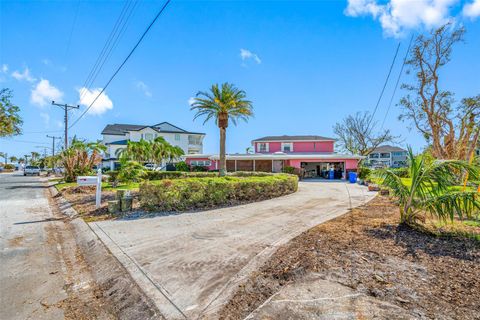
60, 138, 105, 182
118, 161, 146, 183
377, 147, 480, 225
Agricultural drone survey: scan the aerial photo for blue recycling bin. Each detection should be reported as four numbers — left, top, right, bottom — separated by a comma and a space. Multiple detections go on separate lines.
348, 172, 357, 183
329, 169, 334, 180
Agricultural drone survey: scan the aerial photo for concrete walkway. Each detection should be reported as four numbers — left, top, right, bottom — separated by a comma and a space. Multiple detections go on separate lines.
91, 181, 375, 319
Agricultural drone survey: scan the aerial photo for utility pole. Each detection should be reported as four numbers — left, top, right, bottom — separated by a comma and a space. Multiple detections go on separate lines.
46, 135, 62, 158
52, 101, 79, 149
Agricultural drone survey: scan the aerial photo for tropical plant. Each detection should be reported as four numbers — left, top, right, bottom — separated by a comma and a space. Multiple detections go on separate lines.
118, 161, 145, 183
30, 151, 40, 161
60, 138, 105, 182
9, 156, 17, 163
377, 147, 480, 225
175, 161, 190, 172
191, 83, 253, 176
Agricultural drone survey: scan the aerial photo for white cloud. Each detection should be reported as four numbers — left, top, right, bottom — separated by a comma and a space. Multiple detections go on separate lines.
188, 97, 196, 106
344, 0, 458, 37
12, 67, 36, 82
1, 64, 8, 73
41, 59, 52, 66
77, 87, 113, 115
40, 112, 50, 127
240, 48, 262, 64
463, 0, 480, 18
30, 79, 63, 107
135, 81, 152, 97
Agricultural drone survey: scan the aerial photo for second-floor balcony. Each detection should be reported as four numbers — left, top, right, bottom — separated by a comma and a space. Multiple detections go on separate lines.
188, 135, 202, 145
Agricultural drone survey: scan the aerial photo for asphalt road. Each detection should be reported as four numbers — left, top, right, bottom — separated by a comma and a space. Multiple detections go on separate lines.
0, 172, 67, 319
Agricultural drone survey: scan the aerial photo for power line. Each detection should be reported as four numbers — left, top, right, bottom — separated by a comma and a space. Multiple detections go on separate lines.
69, 0, 172, 129
367, 42, 401, 129
0, 139, 50, 145
79, 0, 138, 100
64, 0, 81, 63
380, 34, 415, 130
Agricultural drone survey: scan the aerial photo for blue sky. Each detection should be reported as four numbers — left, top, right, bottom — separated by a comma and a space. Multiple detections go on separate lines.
1, 0, 479, 158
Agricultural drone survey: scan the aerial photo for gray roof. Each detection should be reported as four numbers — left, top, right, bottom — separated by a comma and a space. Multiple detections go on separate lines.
370, 145, 407, 153
106, 139, 128, 145
252, 135, 336, 142
101, 121, 204, 135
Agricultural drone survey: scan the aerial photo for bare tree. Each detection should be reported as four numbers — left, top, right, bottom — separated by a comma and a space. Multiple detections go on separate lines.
399, 24, 479, 160
334, 111, 398, 156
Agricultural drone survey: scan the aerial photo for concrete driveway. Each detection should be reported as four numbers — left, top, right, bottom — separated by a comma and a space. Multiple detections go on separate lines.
91, 181, 375, 319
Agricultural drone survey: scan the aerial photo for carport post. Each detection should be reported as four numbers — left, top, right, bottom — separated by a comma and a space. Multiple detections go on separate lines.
253, 159, 256, 171
234, 160, 237, 172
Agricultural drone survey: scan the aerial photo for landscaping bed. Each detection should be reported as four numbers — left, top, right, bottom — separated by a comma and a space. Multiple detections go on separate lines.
54, 173, 298, 220
140, 174, 298, 211
220, 195, 480, 319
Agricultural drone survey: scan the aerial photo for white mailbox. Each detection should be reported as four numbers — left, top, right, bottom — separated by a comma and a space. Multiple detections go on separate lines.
77, 176, 98, 186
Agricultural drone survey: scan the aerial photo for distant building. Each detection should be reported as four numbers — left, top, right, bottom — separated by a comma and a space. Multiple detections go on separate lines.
101, 122, 205, 170
184, 135, 364, 179
366, 145, 408, 168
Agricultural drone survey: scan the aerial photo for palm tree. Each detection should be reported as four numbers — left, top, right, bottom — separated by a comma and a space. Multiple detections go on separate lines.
31, 151, 40, 161
378, 147, 480, 225
9, 156, 18, 163
191, 83, 253, 176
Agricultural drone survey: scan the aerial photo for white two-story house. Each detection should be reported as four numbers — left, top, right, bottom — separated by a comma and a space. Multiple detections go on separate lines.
101, 122, 205, 170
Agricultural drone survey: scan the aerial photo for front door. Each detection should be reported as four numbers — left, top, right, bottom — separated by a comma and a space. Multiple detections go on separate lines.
272, 160, 283, 173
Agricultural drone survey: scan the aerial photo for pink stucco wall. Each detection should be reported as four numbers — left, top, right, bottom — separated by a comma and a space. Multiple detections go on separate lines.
287, 159, 359, 170
255, 141, 334, 153
185, 158, 217, 171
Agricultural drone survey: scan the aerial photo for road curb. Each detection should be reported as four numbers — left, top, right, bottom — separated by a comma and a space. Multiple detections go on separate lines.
49, 183, 163, 319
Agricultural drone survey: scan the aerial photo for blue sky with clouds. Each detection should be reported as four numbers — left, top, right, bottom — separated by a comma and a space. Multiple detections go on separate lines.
1, 0, 479, 158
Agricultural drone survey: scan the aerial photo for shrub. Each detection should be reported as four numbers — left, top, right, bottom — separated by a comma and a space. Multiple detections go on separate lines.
175, 161, 190, 172
107, 170, 120, 187
139, 174, 298, 211
118, 161, 145, 183
191, 165, 208, 172
282, 166, 295, 174
4, 164, 15, 170
357, 166, 371, 180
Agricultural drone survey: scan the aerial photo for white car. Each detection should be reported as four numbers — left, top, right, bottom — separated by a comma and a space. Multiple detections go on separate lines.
144, 163, 156, 170
24, 165, 41, 176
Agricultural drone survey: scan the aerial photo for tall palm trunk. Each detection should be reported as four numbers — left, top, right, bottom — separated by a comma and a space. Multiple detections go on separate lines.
219, 126, 226, 176
218, 112, 228, 176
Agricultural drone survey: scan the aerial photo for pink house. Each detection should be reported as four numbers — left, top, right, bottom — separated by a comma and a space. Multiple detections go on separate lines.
183, 135, 364, 179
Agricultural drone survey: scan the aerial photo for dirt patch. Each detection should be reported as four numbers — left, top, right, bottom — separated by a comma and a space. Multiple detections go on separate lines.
219, 196, 480, 319
8, 235, 25, 247
57, 186, 140, 222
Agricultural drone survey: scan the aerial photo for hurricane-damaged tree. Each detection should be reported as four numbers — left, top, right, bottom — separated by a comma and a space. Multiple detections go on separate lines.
399, 24, 480, 161
333, 111, 397, 156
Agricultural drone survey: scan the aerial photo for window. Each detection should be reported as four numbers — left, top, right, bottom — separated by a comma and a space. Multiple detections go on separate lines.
175, 134, 180, 141
258, 143, 269, 152
190, 160, 211, 167
144, 133, 153, 141
392, 151, 406, 157
281, 143, 293, 152
380, 153, 390, 158
369, 153, 379, 158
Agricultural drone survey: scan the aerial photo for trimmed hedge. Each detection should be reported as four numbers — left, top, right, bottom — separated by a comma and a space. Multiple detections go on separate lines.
139, 174, 298, 211
142, 170, 277, 181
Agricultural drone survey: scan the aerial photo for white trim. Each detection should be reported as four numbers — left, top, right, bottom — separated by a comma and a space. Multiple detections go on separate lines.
183, 153, 364, 161
252, 139, 336, 143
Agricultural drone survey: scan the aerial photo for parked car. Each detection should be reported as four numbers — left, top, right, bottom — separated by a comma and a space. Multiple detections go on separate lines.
24, 165, 41, 176
144, 163, 155, 170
